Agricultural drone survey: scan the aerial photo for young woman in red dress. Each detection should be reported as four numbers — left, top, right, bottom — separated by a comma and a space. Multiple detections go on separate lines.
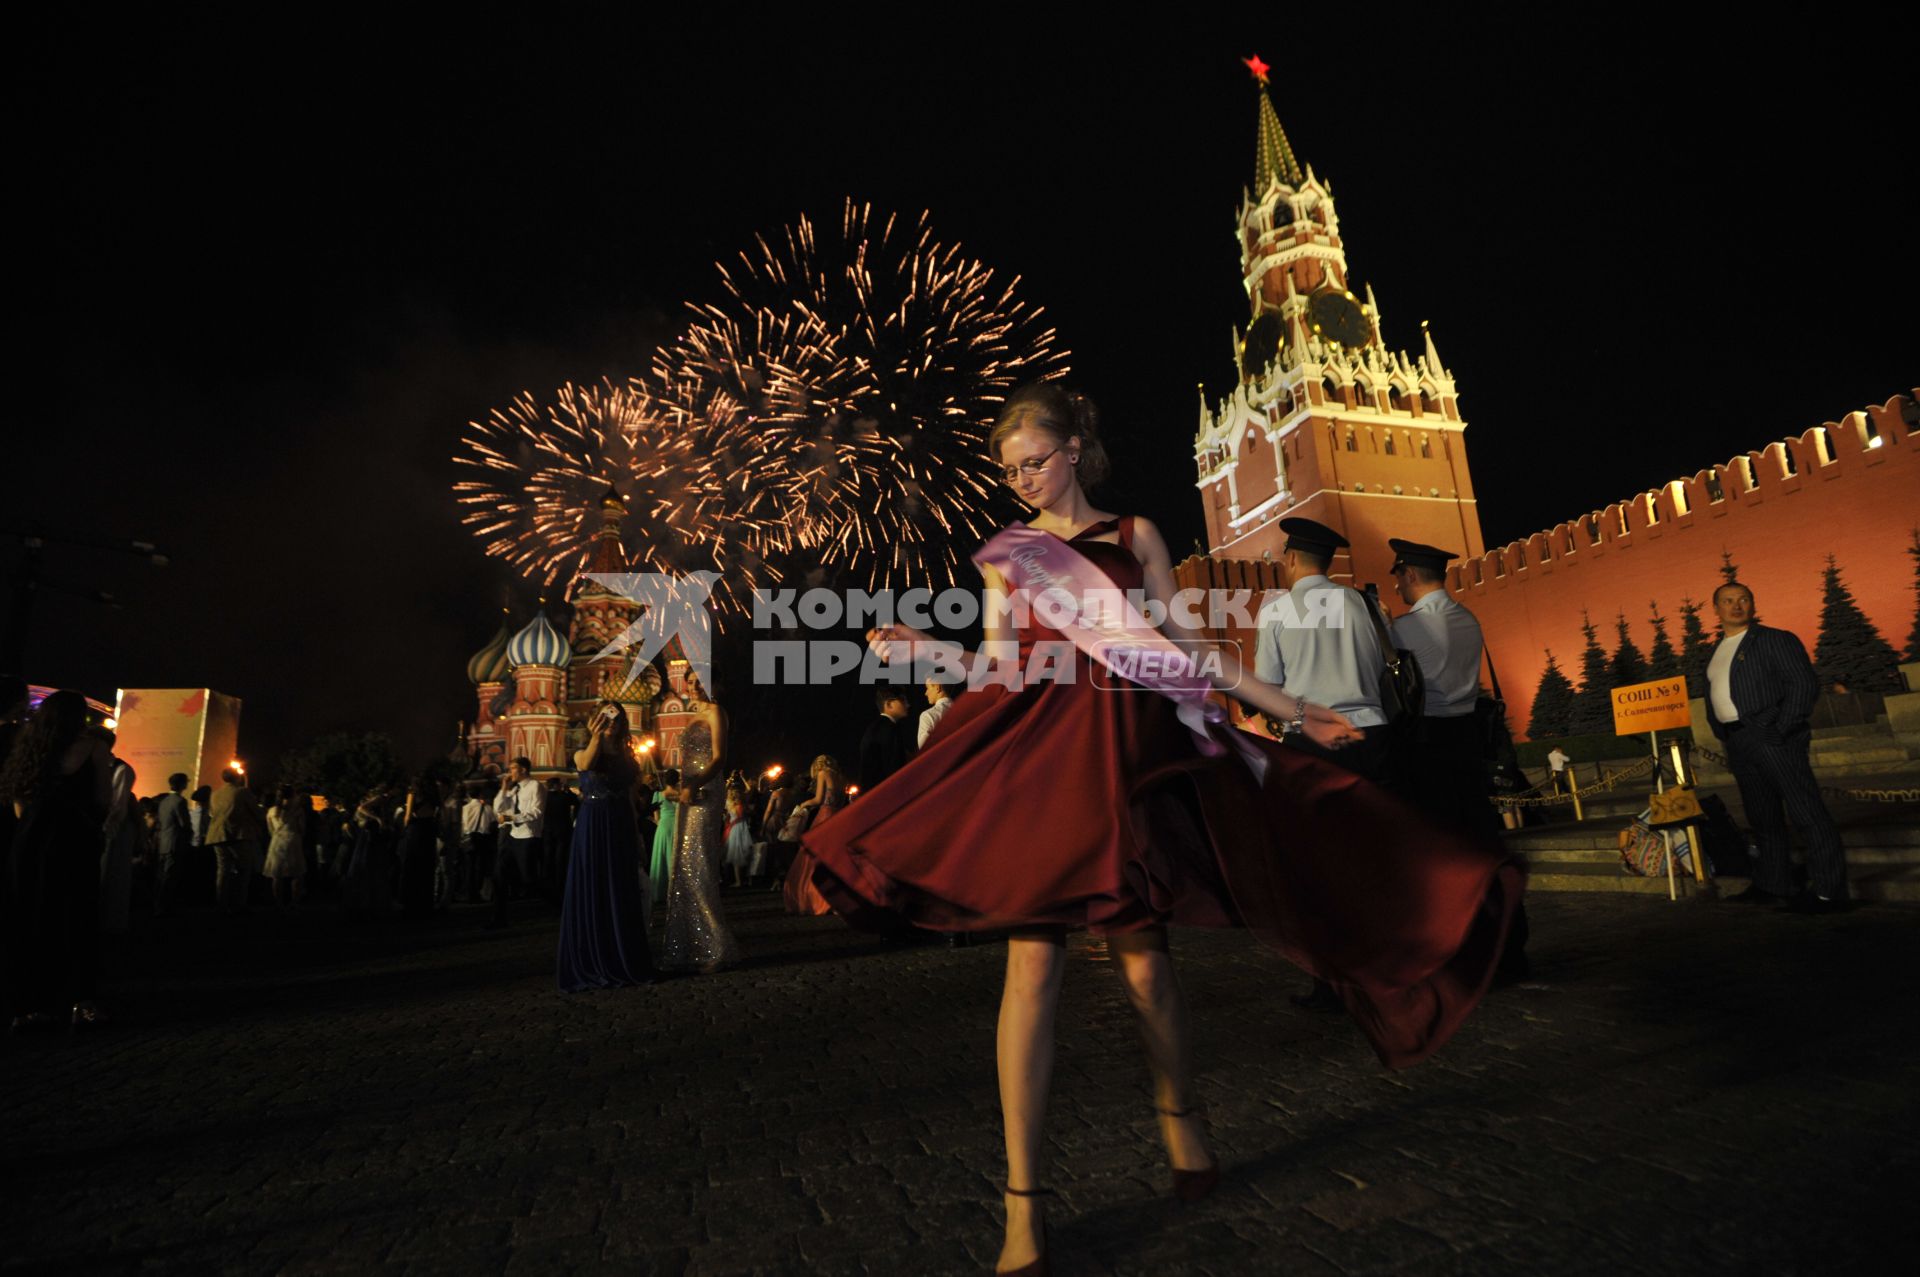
803, 384, 1522, 1276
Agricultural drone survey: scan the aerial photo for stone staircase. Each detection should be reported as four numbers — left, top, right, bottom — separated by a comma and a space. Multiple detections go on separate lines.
1690, 721, 1920, 785
1503, 720, 1920, 903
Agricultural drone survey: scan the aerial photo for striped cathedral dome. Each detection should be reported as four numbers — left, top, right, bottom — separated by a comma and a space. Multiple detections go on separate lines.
506, 611, 571, 669
465, 621, 512, 685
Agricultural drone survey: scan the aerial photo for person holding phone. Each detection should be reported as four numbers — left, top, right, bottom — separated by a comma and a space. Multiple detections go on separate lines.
555, 700, 653, 991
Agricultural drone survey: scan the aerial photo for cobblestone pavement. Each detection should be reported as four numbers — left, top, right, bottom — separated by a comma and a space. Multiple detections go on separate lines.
3, 889, 1916, 1276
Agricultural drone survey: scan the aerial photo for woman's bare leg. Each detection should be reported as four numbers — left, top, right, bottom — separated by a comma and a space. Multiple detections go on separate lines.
997, 931, 1066, 1272
1110, 929, 1212, 1172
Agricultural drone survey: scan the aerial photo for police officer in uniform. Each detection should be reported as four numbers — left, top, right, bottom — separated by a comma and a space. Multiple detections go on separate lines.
1386, 540, 1488, 825
1254, 517, 1391, 783
1387, 538, 1529, 982
1256, 517, 1391, 1012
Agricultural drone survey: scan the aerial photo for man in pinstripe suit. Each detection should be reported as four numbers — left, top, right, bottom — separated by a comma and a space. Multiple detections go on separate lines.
1705, 581, 1851, 913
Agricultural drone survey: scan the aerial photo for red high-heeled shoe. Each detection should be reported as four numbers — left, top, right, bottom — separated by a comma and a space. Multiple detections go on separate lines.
1157, 1105, 1220, 1202
995, 1185, 1053, 1276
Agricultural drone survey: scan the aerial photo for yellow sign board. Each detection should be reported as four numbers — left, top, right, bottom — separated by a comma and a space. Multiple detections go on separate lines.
1610, 676, 1691, 736
113, 688, 243, 793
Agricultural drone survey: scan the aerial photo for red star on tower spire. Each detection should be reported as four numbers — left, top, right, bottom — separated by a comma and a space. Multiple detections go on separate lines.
1243, 54, 1271, 84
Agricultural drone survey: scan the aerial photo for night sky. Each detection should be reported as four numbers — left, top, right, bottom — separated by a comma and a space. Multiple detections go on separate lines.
15, 15, 1914, 783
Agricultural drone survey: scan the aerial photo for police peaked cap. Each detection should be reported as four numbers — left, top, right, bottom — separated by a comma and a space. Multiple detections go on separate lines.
1279, 517, 1348, 557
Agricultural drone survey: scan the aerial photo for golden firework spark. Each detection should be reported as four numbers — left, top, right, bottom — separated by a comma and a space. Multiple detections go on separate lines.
661, 198, 1070, 593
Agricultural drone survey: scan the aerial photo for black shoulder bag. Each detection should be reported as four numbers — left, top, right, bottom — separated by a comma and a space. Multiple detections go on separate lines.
1361, 586, 1426, 732
1478, 653, 1525, 792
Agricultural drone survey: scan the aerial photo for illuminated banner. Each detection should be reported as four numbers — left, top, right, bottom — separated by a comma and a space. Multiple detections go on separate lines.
113, 688, 244, 793
1609, 677, 1691, 736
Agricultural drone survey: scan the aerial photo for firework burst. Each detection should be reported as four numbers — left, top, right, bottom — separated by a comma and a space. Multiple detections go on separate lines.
455, 202, 1068, 608
452, 378, 760, 609
663, 199, 1070, 592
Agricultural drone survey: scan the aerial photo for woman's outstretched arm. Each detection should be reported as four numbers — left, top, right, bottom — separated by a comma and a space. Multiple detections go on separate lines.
1131, 516, 1363, 750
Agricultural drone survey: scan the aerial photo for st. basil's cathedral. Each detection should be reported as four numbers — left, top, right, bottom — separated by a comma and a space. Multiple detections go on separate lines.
456, 489, 703, 780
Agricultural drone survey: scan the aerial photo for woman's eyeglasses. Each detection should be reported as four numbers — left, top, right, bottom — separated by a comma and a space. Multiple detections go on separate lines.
1000, 448, 1061, 485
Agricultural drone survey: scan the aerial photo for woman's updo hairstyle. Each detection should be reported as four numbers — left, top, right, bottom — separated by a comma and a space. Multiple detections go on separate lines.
988, 383, 1111, 488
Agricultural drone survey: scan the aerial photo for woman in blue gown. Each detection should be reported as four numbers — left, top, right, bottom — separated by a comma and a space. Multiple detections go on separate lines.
557, 699, 654, 991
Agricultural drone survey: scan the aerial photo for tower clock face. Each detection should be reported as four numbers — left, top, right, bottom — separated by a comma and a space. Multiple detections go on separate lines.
1243, 311, 1284, 373
1309, 292, 1370, 347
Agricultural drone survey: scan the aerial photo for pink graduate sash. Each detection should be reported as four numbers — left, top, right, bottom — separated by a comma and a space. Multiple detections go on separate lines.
973, 524, 1268, 783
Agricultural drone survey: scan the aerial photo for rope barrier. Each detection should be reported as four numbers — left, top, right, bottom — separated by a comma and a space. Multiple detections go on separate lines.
1496, 742, 1920, 811
1691, 745, 1920, 804
1494, 756, 1657, 809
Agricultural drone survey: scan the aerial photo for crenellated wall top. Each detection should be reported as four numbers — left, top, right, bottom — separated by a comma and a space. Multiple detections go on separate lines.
1449, 392, 1919, 593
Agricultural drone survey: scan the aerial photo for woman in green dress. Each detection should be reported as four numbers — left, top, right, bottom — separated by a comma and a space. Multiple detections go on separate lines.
647, 768, 680, 908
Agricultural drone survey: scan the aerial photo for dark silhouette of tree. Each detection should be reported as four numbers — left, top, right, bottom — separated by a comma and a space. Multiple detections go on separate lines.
1527, 650, 1576, 740
1678, 596, 1712, 698
1905, 528, 1920, 662
279, 732, 404, 810
1716, 547, 1759, 627
1608, 611, 1649, 687
1570, 611, 1616, 734
1647, 602, 1679, 677
1812, 555, 1901, 694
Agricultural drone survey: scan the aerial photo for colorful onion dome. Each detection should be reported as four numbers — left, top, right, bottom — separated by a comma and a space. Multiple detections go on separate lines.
602, 660, 663, 704
465, 622, 513, 685
506, 611, 571, 669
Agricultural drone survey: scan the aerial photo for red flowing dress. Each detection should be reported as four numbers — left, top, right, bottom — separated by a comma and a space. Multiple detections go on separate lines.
802, 517, 1524, 1068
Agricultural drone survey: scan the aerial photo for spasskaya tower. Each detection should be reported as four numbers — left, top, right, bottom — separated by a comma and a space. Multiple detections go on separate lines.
1194, 56, 1485, 592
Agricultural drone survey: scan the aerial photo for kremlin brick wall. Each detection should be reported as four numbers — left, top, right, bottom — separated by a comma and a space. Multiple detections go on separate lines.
1452, 392, 1917, 738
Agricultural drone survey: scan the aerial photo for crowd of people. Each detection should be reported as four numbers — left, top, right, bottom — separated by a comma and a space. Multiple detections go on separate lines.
0, 667, 795, 1022
0, 374, 1861, 1273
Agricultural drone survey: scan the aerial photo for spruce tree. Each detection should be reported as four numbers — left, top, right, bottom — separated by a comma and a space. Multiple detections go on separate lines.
1647, 602, 1680, 677
1527, 650, 1577, 739
1812, 555, 1901, 694
1569, 611, 1616, 734
1608, 611, 1649, 687
1905, 528, 1920, 662
1717, 547, 1758, 627
1678, 596, 1712, 698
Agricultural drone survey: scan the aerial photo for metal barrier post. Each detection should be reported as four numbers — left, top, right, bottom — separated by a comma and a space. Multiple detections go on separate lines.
1670, 739, 1708, 883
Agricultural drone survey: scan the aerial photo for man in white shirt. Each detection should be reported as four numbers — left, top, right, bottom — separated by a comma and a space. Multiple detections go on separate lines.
918, 677, 955, 749
1705, 581, 1848, 912
461, 784, 498, 905
1546, 747, 1571, 795
1256, 518, 1390, 1013
153, 772, 193, 916
1254, 517, 1390, 782
488, 756, 544, 928
1388, 537, 1528, 982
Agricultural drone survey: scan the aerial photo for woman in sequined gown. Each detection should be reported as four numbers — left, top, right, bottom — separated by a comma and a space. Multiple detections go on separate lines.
661, 675, 744, 972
